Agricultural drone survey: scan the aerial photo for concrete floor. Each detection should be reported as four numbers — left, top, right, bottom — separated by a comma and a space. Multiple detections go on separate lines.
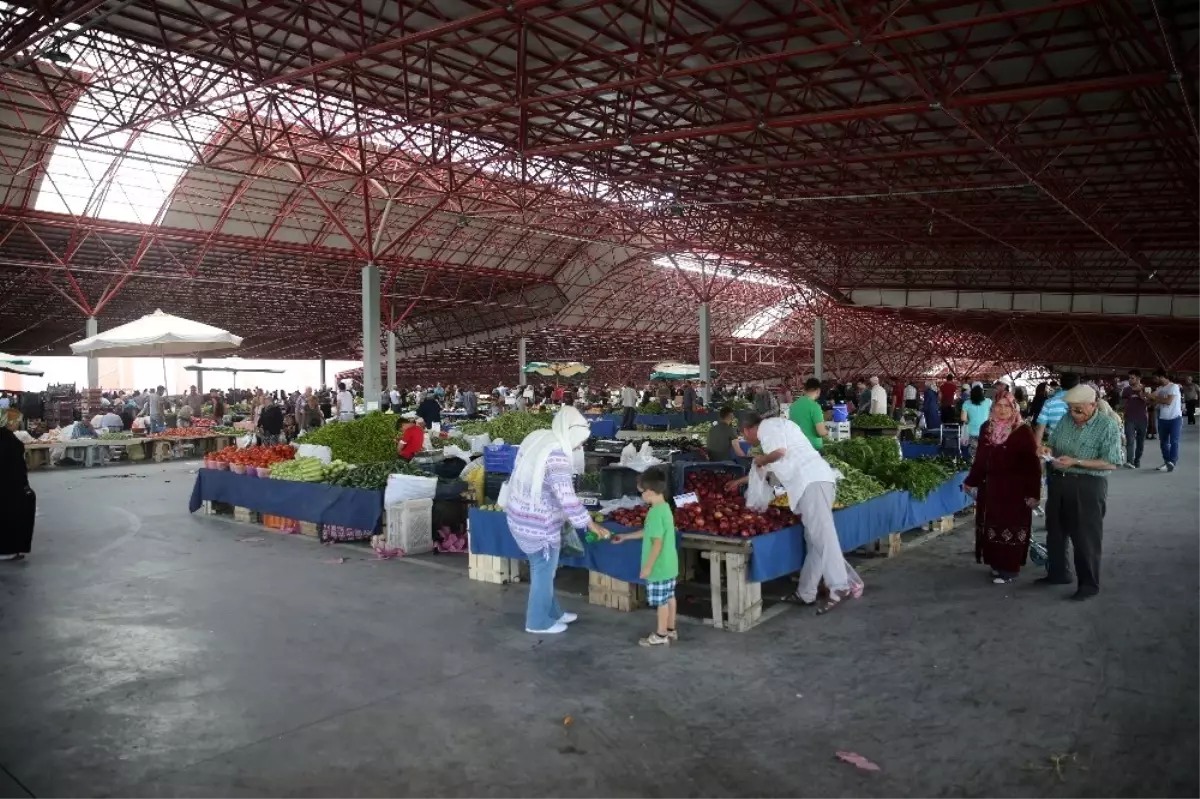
1, 429, 1197, 798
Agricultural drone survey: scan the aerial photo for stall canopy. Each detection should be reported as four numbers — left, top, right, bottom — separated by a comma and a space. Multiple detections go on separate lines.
650, 362, 712, 381
183, 364, 285, 388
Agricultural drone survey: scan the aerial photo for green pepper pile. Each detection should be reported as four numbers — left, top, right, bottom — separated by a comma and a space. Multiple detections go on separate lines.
824, 438, 951, 500
868, 459, 952, 500
302, 412, 399, 464
452, 411, 555, 444
825, 455, 888, 506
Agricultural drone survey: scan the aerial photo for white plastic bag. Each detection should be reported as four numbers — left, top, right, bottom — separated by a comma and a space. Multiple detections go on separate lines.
496, 480, 510, 509
442, 444, 471, 462
295, 443, 332, 463
237, 434, 255, 449
383, 473, 438, 505
465, 433, 491, 454
745, 467, 774, 511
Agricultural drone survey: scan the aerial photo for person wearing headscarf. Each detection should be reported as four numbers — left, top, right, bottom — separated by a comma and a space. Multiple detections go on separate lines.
961, 393, 1041, 584
1039, 385, 1122, 600
504, 406, 610, 635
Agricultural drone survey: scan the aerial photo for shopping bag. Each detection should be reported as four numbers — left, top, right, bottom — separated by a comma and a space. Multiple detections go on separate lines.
560, 521, 585, 558
744, 467, 774, 511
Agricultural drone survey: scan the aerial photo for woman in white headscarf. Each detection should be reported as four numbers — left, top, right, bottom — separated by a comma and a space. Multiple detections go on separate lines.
504, 405, 609, 635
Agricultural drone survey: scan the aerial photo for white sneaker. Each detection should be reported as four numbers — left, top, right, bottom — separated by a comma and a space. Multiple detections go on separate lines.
526, 622, 568, 635
558, 612, 578, 624
1156, 464, 1170, 472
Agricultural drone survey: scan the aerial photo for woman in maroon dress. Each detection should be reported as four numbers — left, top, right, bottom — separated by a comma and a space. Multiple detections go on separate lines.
962, 392, 1041, 584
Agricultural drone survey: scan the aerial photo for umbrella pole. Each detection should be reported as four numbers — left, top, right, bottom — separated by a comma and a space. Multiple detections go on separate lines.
161, 351, 168, 394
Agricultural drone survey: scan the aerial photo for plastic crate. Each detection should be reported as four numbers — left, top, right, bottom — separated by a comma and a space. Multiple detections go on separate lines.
386, 498, 434, 555
483, 443, 519, 474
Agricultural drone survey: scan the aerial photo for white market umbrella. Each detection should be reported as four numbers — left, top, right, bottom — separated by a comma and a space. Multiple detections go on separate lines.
524, 361, 592, 379
70, 309, 242, 391
0, 353, 42, 377
650, 362, 710, 381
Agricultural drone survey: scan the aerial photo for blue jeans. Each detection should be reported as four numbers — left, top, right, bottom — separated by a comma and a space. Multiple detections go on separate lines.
525, 545, 563, 631
1158, 416, 1182, 465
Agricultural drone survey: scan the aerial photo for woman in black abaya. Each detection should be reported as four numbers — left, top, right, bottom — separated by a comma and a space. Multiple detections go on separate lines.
1, 419, 35, 561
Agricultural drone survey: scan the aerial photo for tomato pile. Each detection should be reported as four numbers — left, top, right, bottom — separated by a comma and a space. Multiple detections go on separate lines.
209, 444, 295, 468
149, 427, 216, 439
607, 470, 799, 538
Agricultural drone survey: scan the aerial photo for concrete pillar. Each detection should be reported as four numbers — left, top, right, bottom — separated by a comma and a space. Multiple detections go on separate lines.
195, 357, 203, 394
813, 317, 825, 381
319, 358, 326, 389
386, 331, 397, 392
517, 337, 528, 386
698, 302, 711, 404
361, 263, 381, 405
85, 316, 99, 389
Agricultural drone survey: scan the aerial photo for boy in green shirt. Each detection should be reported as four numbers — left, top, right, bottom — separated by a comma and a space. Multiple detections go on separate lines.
612, 467, 678, 646
789, 377, 828, 450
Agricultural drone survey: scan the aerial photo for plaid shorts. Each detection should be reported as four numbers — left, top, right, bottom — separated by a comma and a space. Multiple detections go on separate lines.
645, 578, 676, 608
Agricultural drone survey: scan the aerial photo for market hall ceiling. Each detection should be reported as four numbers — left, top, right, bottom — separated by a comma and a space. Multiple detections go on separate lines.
0, 0, 1196, 371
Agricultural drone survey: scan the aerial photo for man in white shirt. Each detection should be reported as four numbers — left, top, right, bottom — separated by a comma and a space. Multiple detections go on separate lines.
868, 377, 887, 415
1149, 368, 1182, 472
389, 386, 401, 408
620, 382, 639, 430
725, 413, 854, 613
336, 382, 356, 421
100, 411, 124, 432
903, 381, 918, 410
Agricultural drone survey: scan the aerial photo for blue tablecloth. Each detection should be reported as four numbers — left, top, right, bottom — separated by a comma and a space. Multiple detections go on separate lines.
900, 442, 940, 459
468, 507, 647, 583
590, 419, 617, 439
189, 469, 384, 532
746, 472, 972, 582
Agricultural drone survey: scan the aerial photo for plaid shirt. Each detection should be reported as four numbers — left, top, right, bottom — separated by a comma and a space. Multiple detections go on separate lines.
1048, 410, 1122, 476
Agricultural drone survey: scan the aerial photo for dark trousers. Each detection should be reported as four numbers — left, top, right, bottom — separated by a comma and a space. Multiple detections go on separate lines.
1045, 472, 1107, 592
1186, 399, 1197, 425
621, 406, 636, 430
1124, 417, 1146, 466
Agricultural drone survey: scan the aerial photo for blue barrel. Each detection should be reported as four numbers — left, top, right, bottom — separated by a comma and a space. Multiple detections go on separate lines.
832, 403, 849, 422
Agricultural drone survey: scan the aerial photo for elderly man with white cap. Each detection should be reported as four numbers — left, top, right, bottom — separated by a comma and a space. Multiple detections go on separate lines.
868, 376, 888, 415
1037, 384, 1122, 600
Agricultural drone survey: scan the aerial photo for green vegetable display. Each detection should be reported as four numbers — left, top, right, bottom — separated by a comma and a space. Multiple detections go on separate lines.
451, 411, 554, 444
867, 459, 952, 500
301, 412, 398, 464
640, 401, 666, 414
269, 456, 326, 482
853, 413, 900, 429
825, 455, 888, 506
429, 435, 470, 451
327, 459, 427, 490
824, 438, 900, 472
97, 431, 133, 440
322, 459, 351, 482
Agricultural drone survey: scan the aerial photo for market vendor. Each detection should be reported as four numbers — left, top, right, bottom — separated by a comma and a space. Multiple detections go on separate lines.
397, 414, 426, 460
788, 377, 827, 450
417, 391, 442, 428
706, 406, 742, 461
258, 401, 285, 445
725, 412, 856, 614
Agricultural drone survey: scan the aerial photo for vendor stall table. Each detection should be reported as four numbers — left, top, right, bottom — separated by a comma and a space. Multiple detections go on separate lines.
189, 468, 385, 534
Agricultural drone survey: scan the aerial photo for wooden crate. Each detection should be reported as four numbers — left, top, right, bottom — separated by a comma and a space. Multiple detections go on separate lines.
201, 500, 234, 516
468, 553, 523, 584
588, 571, 645, 612
870, 532, 902, 558
682, 534, 764, 632
925, 514, 955, 534
298, 521, 320, 538
233, 506, 260, 524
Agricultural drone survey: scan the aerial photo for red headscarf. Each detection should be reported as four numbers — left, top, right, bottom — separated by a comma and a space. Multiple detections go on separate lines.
986, 391, 1021, 445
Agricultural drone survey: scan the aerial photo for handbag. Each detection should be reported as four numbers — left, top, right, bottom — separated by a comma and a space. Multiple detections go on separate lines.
560, 521, 585, 558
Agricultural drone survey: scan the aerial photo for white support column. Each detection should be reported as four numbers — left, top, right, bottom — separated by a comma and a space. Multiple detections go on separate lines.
195, 357, 203, 394
698, 302, 711, 404
517, 336, 528, 386
361, 263, 381, 405
85, 316, 99, 389
319, 358, 327, 389
813, 317, 825, 380
386, 331, 397, 392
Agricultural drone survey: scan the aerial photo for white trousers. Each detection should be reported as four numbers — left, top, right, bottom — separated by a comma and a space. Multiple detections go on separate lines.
795, 481, 849, 602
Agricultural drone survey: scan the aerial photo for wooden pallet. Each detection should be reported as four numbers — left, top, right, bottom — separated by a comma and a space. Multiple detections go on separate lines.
925, 514, 955, 533
233, 506, 260, 524
588, 572, 645, 612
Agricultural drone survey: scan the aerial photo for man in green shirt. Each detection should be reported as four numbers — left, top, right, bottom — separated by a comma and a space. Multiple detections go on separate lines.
1039, 384, 1121, 601
789, 377, 828, 450
706, 406, 743, 460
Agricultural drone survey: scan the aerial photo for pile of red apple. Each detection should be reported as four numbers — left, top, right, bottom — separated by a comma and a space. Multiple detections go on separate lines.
605, 470, 799, 538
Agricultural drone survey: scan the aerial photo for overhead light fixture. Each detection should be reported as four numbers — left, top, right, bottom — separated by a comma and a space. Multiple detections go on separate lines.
41, 39, 72, 64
